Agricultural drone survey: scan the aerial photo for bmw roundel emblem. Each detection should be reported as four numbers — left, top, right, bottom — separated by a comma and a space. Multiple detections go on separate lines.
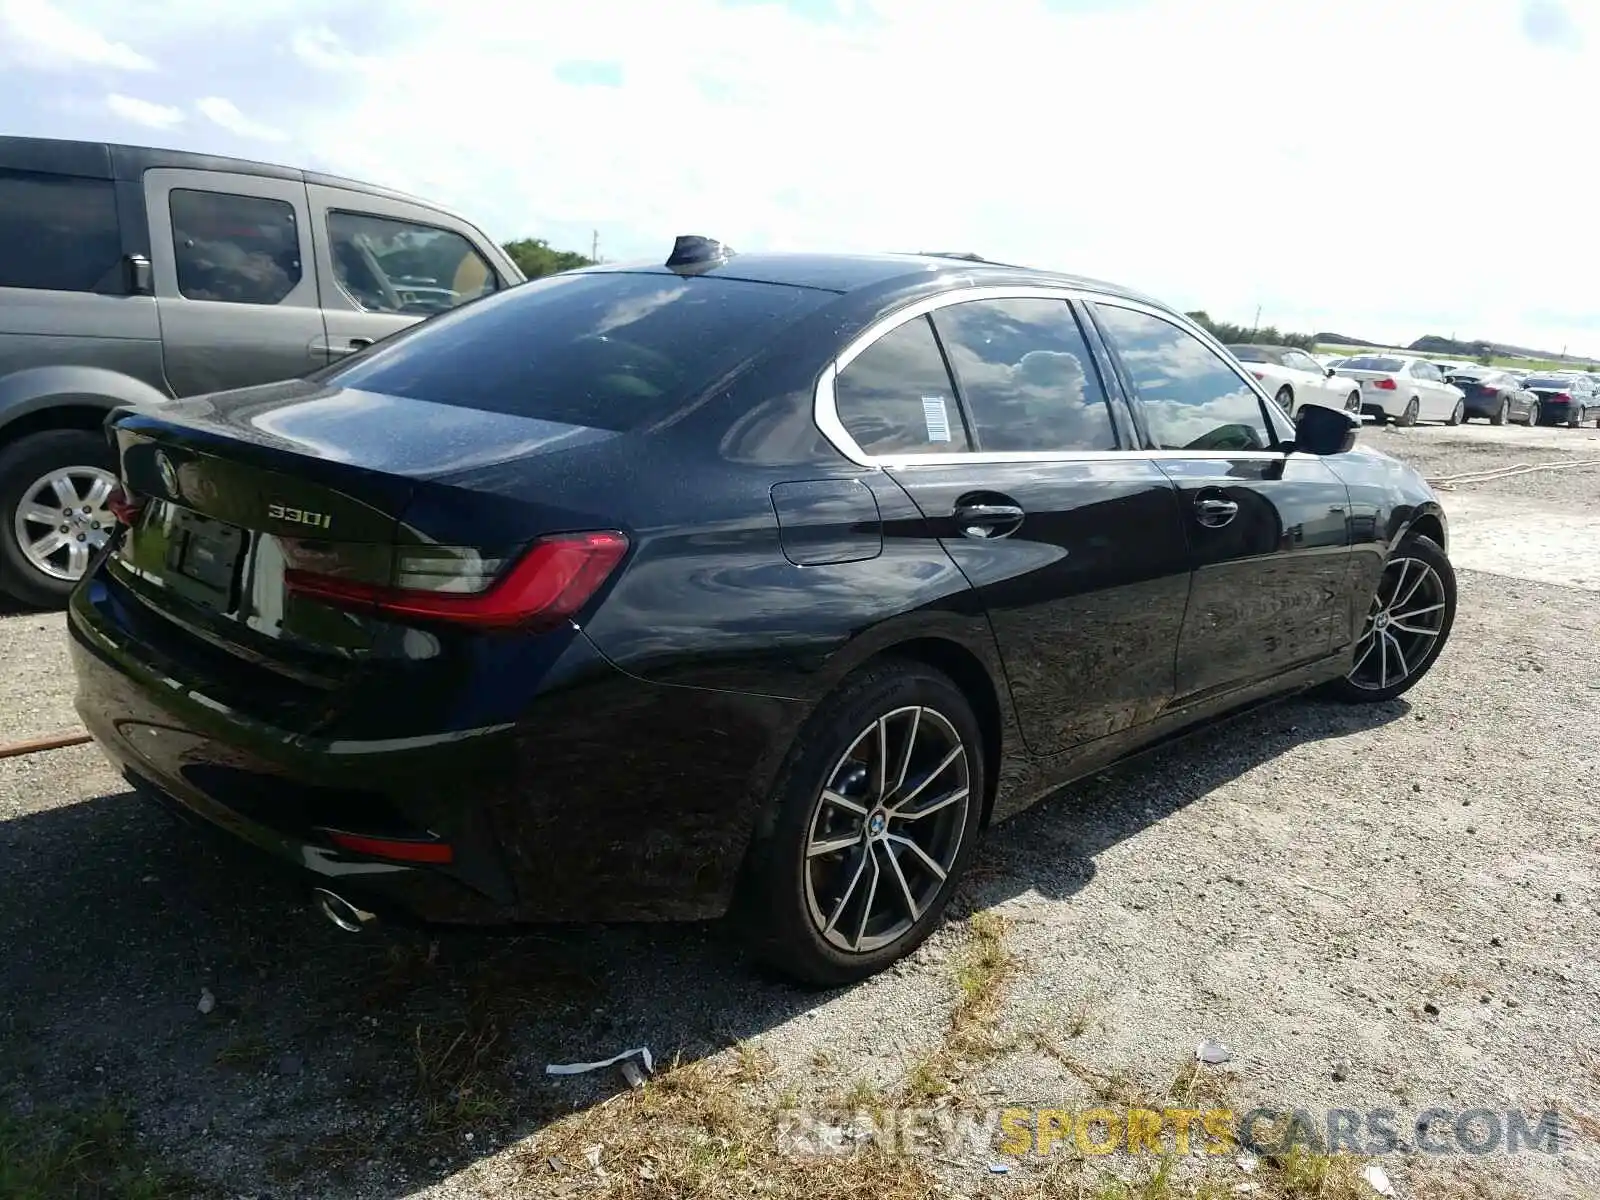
155, 451, 179, 498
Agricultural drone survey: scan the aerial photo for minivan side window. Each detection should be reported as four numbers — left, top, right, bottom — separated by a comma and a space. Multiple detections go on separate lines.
1092, 304, 1274, 452
932, 298, 1117, 452
326, 211, 498, 315
170, 189, 301, 305
0, 169, 122, 293
834, 315, 970, 455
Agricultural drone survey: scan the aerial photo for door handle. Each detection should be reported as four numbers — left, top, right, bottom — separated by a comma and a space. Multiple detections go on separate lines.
953, 502, 1025, 539
326, 337, 373, 357
1193, 495, 1240, 527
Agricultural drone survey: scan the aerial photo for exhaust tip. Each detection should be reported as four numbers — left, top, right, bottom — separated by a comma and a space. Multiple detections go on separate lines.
314, 888, 376, 933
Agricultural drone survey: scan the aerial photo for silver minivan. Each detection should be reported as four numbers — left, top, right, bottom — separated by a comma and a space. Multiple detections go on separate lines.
0, 136, 523, 607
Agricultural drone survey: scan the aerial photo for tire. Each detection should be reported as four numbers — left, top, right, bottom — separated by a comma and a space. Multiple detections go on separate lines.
1397, 397, 1421, 427
732, 660, 986, 987
1490, 399, 1508, 426
1346, 391, 1361, 414
1525, 402, 1540, 427
1275, 386, 1294, 416
1325, 534, 1456, 705
1446, 399, 1465, 426
1569, 407, 1584, 430
0, 429, 118, 609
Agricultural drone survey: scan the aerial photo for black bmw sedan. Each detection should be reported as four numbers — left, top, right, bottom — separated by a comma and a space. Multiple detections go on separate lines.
69, 241, 1456, 985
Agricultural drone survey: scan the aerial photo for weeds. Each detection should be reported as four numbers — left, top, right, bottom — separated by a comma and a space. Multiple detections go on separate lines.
0, 1103, 201, 1199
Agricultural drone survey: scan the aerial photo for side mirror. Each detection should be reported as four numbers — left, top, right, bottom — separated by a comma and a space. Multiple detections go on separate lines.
1293, 402, 1360, 455
1325, 366, 1337, 377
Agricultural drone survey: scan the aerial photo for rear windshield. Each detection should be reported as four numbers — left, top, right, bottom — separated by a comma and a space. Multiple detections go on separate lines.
1226, 345, 1272, 363
1341, 356, 1405, 371
323, 270, 832, 431
1523, 376, 1574, 388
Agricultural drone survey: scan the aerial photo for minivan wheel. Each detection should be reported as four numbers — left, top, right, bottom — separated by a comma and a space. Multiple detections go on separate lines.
0, 429, 118, 609
733, 662, 985, 986
1326, 534, 1456, 704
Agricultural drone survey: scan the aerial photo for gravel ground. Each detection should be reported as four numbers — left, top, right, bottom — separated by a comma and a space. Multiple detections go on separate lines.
1, 424, 1598, 1198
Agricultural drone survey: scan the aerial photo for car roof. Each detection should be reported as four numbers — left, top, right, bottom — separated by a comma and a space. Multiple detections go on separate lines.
581, 249, 1161, 304
0, 134, 440, 210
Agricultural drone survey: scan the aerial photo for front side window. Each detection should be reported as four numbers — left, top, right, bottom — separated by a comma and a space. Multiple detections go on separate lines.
326, 211, 498, 315
835, 315, 969, 455
932, 298, 1117, 452
170, 189, 301, 305
1093, 304, 1273, 452
0, 169, 121, 293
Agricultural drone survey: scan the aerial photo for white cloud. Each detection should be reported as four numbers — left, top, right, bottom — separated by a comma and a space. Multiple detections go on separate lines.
0, 0, 152, 70
195, 96, 289, 143
10, 0, 1599, 350
106, 92, 184, 130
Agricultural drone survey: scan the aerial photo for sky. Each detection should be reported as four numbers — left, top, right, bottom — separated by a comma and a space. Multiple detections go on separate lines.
2, 0, 1596, 353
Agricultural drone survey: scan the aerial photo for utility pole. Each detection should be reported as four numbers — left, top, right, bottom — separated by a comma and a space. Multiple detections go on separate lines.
590, 230, 599, 263
1252, 305, 1261, 333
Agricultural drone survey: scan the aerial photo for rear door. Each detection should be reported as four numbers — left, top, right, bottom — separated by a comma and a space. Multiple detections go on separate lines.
1088, 301, 1353, 703
828, 291, 1193, 757
305, 184, 509, 362
142, 168, 327, 395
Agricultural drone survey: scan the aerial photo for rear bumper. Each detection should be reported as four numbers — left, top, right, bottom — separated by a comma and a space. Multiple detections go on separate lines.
69, 573, 808, 925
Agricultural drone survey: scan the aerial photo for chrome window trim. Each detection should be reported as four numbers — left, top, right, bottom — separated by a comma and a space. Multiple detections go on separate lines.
814, 284, 1285, 468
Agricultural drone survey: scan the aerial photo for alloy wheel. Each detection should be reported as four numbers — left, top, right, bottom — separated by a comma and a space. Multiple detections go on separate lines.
12, 466, 118, 582
1348, 557, 1448, 692
803, 705, 971, 953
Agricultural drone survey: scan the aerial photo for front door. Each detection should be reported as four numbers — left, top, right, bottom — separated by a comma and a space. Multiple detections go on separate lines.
1088, 301, 1353, 703
827, 295, 1193, 757
143, 168, 326, 396
304, 184, 506, 363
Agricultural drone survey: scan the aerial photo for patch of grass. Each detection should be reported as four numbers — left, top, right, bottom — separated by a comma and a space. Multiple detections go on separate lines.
213, 1029, 271, 1071
902, 911, 1015, 1102
412, 1013, 513, 1138
521, 1054, 942, 1199
0, 1103, 202, 1199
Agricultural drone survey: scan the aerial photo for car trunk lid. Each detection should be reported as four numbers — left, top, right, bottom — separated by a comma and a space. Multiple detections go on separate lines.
101, 378, 624, 731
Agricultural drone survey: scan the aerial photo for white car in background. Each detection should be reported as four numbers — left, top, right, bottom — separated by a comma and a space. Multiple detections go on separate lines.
1225, 344, 1362, 415
1338, 354, 1466, 426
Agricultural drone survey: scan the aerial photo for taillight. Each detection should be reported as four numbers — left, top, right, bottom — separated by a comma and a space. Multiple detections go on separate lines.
1553, 392, 1572, 402
1250, 371, 1265, 381
106, 484, 145, 525
1372, 378, 1398, 390
284, 530, 629, 630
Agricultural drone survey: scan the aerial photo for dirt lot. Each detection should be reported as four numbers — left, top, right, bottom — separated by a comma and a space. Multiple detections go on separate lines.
1, 421, 1597, 1199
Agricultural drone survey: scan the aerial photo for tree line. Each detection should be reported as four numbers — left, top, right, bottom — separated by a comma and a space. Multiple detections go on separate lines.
1183, 311, 1316, 350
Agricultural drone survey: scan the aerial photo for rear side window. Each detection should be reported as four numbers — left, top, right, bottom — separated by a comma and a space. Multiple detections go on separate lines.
835, 315, 967, 455
932, 298, 1117, 452
1342, 356, 1405, 372
1093, 304, 1273, 452
326, 271, 831, 432
326, 210, 497, 315
170, 189, 301, 305
0, 169, 122, 293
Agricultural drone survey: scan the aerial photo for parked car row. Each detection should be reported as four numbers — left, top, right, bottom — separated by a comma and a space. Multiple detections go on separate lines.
1311, 352, 1600, 430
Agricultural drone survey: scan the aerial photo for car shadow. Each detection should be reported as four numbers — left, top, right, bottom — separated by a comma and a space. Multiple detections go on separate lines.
0, 691, 1408, 1194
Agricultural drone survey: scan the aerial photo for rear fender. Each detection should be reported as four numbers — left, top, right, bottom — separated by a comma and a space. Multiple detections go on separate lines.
0, 366, 171, 442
